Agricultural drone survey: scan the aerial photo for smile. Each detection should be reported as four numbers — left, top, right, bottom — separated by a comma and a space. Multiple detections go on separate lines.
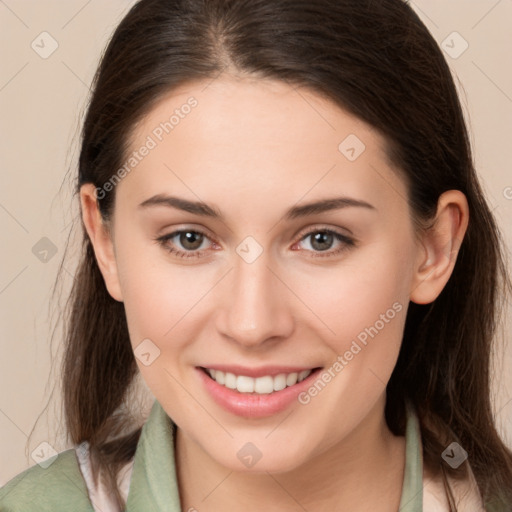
202, 367, 314, 394
197, 366, 323, 418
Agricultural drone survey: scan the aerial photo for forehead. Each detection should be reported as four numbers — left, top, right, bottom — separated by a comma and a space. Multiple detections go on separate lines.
132, 76, 385, 154
118, 76, 406, 216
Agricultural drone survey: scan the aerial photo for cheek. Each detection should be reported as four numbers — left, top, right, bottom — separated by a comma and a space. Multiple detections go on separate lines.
115, 240, 216, 357
288, 243, 414, 409
123, 269, 200, 329
289, 255, 411, 436
295, 242, 413, 341
116, 254, 213, 399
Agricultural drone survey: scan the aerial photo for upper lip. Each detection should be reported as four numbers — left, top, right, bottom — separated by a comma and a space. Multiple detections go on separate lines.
199, 365, 320, 378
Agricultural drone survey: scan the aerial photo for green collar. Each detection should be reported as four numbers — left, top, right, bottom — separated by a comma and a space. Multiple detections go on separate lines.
125, 401, 181, 511
125, 400, 423, 511
399, 401, 424, 511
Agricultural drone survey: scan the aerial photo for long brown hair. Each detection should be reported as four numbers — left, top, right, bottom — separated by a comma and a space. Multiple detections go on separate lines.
61, 0, 512, 508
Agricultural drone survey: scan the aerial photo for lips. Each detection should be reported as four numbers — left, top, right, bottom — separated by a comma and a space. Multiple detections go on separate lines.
196, 365, 323, 418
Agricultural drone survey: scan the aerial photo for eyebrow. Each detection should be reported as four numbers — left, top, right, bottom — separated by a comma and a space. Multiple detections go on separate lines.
138, 194, 376, 220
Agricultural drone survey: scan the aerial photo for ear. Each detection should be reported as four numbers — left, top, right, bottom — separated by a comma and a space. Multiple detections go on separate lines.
80, 184, 123, 302
410, 190, 469, 305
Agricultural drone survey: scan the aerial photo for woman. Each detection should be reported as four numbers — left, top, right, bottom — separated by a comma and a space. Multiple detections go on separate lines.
1, 0, 511, 510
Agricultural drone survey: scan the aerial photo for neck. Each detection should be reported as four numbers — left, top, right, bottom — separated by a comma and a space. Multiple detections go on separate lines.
175, 397, 406, 512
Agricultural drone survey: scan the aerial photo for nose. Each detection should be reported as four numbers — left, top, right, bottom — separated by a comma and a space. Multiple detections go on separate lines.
215, 250, 295, 349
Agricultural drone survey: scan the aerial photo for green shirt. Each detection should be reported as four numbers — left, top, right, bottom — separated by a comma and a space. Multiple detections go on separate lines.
0, 400, 424, 511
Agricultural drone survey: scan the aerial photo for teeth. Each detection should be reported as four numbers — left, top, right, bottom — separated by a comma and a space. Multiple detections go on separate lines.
224, 372, 237, 390
286, 372, 298, 386
206, 368, 313, 394
298, 370, 310, 381
237, 375, 255, 393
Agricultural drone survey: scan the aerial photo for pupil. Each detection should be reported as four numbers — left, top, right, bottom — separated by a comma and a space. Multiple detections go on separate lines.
311, 232, 333, 251
181, 231, 203, 250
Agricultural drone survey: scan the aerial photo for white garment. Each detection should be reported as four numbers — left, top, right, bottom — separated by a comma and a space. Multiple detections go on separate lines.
422, 465, 487, 511
76, 442, 133, 512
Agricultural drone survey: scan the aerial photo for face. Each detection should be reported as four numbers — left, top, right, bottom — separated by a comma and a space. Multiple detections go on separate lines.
94, 76, 426, 472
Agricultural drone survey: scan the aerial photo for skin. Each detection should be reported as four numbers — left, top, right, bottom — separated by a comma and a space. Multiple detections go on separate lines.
81, 75, 469, 511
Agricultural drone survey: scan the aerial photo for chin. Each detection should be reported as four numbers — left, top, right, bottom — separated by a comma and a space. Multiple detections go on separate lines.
206, 440, 312, 475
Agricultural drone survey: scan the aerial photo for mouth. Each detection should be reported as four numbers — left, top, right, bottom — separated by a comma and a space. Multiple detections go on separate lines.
196, 365, 324, 418
199, 366, 322, 395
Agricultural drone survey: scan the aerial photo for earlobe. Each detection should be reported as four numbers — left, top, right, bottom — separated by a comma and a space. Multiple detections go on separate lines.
410, 190, 469, 305
80, 184, 123, 302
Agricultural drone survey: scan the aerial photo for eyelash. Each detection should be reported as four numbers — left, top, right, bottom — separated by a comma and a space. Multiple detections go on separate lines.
155, 226, 356, 260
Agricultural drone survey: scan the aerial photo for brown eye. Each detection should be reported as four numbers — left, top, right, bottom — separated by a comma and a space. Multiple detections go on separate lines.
310, 231, 335, 251
179, 231, 205, 250
156, 229, 214, 259
295, 228, 355, 258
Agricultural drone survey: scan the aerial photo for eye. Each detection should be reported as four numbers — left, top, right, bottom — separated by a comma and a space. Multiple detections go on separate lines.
155, 229, 217, 259
293, 228, 355, 257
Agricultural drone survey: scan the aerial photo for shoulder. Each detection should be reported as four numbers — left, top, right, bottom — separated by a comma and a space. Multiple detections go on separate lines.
0, 449, 94, 512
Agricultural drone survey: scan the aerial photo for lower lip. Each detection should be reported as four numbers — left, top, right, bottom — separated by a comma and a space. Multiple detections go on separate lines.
196, 367, 322, 418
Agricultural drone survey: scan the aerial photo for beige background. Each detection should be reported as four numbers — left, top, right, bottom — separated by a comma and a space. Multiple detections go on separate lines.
1, 0, 511, 485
